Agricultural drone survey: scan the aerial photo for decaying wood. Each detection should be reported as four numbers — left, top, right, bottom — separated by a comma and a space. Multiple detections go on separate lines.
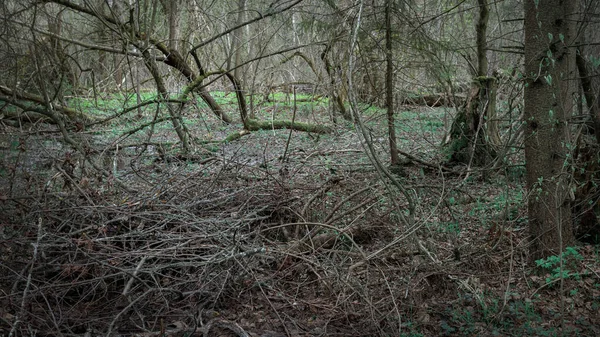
399, 93, 466, 107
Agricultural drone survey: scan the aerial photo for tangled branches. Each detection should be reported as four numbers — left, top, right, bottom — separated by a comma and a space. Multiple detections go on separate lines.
0, 137, 424, 336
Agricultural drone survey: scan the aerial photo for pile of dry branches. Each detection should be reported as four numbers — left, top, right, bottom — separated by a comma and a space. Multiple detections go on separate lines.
1, 138, 442, 336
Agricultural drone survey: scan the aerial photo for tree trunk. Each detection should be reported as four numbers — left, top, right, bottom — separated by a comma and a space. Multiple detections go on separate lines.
576, 50, 600, 144
231, 0, 246, 81
166, 1, 179, 50
524, 0, 577, 261
224, 71, 249, 129
321, 44, 351, 121
385, 0, 400, 166
444, 0, 498, 166
153, 40, 232, 124
139, 46, 190, 152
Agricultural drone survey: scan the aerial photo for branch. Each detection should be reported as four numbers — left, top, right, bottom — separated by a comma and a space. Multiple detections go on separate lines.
0, 85, 96, 122
87, 98, 187, 127
7, 18, 158, 59
40, 0, 120, 26
199, 42, 326, 90
190, 0, 304, 52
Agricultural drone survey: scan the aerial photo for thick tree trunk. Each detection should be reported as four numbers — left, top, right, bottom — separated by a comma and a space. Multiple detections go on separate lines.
163, 0, 179, 50
224, 71, 249, 129
231, 0, 246, 80
0, 85, 95, 123
524, 0, 577, 261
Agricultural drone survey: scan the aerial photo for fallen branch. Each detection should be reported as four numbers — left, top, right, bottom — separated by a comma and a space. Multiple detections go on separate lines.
221, 119, 331, 143
247, 119, 331, 134
397, 149, 458, 173
0, 85, 96, 123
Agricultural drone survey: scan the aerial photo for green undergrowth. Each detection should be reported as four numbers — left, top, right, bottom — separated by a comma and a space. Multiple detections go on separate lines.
441, 294, 584, 336
66, 91, 450, 141
442, 247, 600, 336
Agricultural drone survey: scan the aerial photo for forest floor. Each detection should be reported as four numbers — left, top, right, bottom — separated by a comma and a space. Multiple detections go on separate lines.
0, 92, 599, 336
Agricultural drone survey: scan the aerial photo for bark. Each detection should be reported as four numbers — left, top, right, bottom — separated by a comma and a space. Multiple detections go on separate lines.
476, 0, 488, 77
321, 44, 351, 121
223, 120, 331, 143
246, 119, 331, 134
0, 85, 95, 123
571, 22, 600, 245
150, 39, 232, 124
189, 0, 304, 53
576, 51, 600, 144
159, 0, 179, 50
139, 46, 190, 152
224, 71, 249, 128
385, 0, 400, 166
281, 51, 323, 83
231, 0, 246, 81
46, 9, 76, 102
400, 93, 466, 107
180, 69, 329, 138
524, 0, 577, 261
43, 0, 231, 123
444, 0, 498, 166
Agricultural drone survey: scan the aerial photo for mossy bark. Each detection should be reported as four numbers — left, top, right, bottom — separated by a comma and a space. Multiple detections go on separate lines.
444, 77, 498, 166
246, 119, 331, 134
444, 1, 499, 167
223, 119, 331, 143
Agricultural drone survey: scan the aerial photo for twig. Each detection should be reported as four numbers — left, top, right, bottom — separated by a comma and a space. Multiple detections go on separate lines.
122, 256, 148, 296
107, 288, 184, 337
281, 86, 297, 163
8, 217, 44, 337
202, 318, 250, 337
397, 149, 457, 173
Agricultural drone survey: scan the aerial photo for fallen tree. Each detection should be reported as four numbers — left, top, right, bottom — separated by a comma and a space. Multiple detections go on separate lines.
0, 85, 97, 124
399, 93, 466, 107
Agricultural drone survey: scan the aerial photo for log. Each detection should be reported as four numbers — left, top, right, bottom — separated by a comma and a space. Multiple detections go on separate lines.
400, 93, 466, 107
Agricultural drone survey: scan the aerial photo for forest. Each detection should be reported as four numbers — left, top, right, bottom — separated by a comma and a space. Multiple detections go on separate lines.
0, 0, 599, 336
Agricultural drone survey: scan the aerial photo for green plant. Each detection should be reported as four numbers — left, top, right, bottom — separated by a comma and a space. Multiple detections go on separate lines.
535, 246, 584, 284
428, 221, 460, 234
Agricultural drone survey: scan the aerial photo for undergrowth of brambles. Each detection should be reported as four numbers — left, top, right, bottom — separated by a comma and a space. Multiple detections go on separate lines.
0, 97, 599, 337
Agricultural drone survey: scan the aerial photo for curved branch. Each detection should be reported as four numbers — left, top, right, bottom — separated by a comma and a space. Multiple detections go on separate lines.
0, 85, 96, 122
224, 71, 249, 128
41, 0, 231, 123
190, 0, 304, 53
8, 18, 157, 59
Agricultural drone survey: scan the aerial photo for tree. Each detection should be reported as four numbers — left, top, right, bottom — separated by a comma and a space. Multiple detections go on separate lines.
444, 0, 500, 167
385, 0, 400, 166
523, 0, 577, 260
571, 1, 600, 245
